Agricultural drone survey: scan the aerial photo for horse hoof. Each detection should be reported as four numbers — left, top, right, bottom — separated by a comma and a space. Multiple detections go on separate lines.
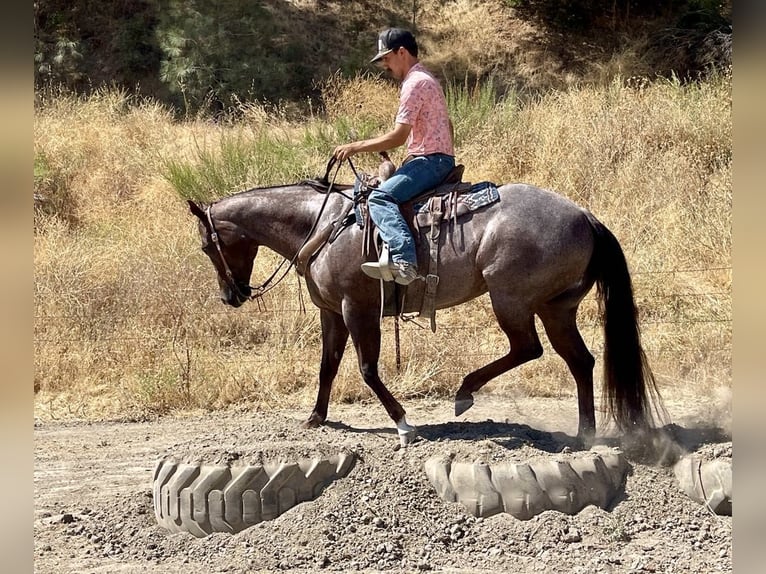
300, 413, 324, 429
399, 427, 418, 447
455, 397, 474, 417
576, 429, 596, 450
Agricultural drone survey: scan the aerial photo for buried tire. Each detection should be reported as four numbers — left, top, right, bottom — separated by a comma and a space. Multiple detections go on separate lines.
424, 445, 629, 520
152, 453, 356, 537
673, 454, 732, 515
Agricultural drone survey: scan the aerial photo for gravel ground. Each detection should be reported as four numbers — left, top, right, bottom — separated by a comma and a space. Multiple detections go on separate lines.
34, 394, 732, 573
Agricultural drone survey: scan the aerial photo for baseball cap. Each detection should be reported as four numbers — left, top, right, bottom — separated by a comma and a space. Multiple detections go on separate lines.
370, 28, 418, 63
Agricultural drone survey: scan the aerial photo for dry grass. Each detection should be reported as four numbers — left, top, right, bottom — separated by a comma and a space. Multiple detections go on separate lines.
418, 1, 519, 82
34, 67, 731, 423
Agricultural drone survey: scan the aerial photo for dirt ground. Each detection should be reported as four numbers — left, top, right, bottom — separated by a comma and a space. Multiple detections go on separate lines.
34, 391, 732, 573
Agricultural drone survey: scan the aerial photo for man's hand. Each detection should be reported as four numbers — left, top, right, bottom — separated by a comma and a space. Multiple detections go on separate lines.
333, 143, 359, 161
333, 124, 409, 161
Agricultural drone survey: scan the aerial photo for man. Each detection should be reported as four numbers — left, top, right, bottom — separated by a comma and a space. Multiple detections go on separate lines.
333, 28, 455, 285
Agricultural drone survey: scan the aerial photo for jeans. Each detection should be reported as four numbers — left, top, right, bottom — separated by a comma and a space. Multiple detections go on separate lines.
367, 153, 455, 265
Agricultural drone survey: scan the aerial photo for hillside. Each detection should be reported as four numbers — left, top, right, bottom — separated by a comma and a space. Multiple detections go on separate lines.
33, 0, 732, 113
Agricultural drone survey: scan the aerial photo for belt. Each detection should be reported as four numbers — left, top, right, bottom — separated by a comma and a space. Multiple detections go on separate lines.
402, 153, 454, 164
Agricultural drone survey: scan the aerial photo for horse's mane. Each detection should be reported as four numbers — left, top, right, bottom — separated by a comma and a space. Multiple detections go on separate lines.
217, 179, 352, 203
224, 181, 313, 197
301, 178, 336, 193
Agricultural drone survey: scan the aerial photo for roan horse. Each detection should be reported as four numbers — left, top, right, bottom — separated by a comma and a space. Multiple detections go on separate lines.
188, 165, 661, 446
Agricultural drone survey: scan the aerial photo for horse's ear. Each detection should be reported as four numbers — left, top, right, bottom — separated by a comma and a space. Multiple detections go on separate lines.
187, 199, 206, 221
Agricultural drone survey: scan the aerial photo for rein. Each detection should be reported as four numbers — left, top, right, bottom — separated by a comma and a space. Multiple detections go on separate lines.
206, 158, 345, 306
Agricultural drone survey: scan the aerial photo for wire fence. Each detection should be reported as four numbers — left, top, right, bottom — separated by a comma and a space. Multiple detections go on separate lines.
34, 267, 732, 362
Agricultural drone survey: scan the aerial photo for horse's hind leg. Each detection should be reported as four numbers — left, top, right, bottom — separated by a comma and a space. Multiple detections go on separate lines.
455, 303, 543, 416
538, 302, 596, 440
302, 308, 350, 428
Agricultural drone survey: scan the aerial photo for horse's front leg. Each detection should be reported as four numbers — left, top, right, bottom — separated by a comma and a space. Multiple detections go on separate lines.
301, 308, 350, 429
345, 307, 417, 446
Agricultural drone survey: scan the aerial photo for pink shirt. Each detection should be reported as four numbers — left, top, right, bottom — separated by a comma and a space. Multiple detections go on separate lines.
395, 63, 454, 157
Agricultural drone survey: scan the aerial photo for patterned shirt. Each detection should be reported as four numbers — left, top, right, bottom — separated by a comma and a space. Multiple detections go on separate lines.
395, 63, 454, 157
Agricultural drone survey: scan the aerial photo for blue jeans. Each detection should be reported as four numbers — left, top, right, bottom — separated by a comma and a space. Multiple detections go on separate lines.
367, 153, 455, 265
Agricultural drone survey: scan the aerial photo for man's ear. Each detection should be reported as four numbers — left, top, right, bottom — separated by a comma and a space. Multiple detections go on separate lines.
187, 199, 207, 221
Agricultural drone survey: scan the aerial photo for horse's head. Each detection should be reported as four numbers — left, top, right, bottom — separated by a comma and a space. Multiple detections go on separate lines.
188, 200, 259, 308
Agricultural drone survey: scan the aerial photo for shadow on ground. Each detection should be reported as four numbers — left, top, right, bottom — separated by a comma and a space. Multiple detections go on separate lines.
323, 418, 731, 466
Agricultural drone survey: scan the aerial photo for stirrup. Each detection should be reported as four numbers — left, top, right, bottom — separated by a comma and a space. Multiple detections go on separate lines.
361, 243, 395, 282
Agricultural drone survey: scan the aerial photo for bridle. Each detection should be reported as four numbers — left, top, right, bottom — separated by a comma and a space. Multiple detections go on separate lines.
204, 157, 346, 306
205, 204, 255, 303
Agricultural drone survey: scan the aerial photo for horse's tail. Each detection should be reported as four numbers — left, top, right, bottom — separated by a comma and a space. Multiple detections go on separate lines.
585, 212, 663, 432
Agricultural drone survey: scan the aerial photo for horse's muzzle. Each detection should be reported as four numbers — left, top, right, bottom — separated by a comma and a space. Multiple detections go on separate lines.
221, 282, 251, 308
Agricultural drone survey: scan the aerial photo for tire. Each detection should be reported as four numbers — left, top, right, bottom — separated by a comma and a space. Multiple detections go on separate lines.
152, 453, 356, 536
673, 455, 732, 515
424, 445, 629, 519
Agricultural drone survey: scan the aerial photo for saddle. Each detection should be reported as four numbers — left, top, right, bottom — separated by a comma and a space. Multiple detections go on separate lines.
297, 156, 500, 331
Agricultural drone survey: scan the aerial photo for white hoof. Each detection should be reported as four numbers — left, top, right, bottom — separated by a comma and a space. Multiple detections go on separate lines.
396, 417, 418, 447
398, 428, 418, 447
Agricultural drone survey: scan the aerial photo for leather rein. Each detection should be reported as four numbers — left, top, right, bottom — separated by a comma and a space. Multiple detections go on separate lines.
205, 157, 346, 305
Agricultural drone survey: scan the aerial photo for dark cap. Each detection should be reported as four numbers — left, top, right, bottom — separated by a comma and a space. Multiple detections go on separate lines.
370, 28, 418, 63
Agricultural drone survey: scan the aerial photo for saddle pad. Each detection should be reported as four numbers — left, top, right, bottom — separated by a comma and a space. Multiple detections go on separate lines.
414, 181, 500, 218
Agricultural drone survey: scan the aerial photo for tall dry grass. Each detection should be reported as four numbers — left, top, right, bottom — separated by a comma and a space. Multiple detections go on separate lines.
33, 71, 731, 423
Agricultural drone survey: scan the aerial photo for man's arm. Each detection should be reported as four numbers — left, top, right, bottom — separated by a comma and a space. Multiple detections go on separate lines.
333, 122, 411, 161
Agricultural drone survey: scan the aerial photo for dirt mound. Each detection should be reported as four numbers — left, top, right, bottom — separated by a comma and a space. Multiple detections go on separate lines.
34, 397, 731, 573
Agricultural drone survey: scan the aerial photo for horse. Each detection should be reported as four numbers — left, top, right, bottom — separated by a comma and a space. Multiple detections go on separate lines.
187, 167, 662, 446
